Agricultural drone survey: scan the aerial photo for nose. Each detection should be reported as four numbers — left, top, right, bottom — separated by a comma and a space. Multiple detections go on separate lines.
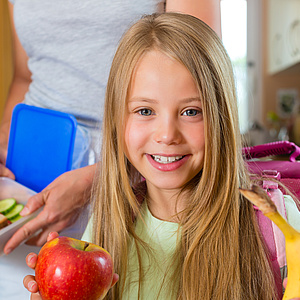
153, 116, 182, 145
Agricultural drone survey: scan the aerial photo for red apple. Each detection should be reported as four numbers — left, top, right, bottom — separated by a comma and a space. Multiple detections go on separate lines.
35, 236, 114, 300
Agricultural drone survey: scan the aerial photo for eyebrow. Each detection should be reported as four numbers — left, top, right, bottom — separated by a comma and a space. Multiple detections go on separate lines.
182, 97, 201, 103
128, 97, 201, 103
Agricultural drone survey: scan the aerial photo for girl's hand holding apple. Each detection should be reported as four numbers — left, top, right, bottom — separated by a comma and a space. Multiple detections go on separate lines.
24, 232, 118, 300
24, 232, 59, 299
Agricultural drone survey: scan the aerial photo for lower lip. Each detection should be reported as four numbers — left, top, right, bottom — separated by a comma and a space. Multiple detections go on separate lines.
146, 154, 189, 171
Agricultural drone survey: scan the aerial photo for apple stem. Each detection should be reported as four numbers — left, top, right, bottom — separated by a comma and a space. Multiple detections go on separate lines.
84, 242, 89, 251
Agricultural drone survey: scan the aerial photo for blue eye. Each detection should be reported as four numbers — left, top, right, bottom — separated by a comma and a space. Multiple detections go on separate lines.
138, 108, 153, 116
183, 109, 200, 116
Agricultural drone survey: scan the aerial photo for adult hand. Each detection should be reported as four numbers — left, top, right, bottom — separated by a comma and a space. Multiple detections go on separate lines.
0, 141, 15, 179
4, 164, 97, 254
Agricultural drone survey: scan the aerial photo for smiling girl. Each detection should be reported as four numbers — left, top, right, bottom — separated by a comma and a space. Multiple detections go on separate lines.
89, 12, 276, 299
24, 12, 300, 300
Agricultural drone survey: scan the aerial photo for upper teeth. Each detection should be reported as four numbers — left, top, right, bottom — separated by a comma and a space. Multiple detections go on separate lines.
152, 155, 183, 164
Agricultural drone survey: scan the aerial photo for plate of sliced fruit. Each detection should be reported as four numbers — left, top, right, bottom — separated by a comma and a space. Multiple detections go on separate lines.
0, 177, 42, 256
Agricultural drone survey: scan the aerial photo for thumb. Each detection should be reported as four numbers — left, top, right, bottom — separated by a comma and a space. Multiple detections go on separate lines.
2, 167, 15, 180
111, 273, 119, 288
20, 192, 45, 216
0, 163, 15, 180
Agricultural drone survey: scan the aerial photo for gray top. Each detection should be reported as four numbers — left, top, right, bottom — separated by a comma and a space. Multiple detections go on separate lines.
10, 0, 163, 133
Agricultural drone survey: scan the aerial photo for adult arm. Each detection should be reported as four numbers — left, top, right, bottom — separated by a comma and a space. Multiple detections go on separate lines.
0, 1, 32, 178
165, 0, 222, 37
2, 1, 97, 254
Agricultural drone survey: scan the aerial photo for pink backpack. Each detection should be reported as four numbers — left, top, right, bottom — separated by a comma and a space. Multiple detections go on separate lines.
243, 141, 300, 206
243, 141, 300, 299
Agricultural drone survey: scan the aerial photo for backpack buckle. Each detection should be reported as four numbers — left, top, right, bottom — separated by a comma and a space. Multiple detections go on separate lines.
262, 170, 281, 189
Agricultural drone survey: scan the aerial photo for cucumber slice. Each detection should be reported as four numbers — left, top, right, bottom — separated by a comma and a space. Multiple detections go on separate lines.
0, 198, 16, 215
10, 214, 23, 223
5, 204, 24, 220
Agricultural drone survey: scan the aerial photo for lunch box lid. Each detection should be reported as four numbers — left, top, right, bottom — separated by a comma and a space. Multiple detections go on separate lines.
6, 104, 77, 192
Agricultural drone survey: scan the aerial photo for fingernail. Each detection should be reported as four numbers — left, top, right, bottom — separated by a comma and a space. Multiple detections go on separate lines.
20, 207, 29, 216
27, 254, 35, 264
28, 281, 37, 291
48, 232, 56, 238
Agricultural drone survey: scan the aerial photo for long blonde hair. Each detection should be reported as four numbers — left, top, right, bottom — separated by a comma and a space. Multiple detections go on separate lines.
92, 13, 277, 299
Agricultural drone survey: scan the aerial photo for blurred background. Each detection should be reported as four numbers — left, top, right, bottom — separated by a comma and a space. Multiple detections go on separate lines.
1, 0, 300, 147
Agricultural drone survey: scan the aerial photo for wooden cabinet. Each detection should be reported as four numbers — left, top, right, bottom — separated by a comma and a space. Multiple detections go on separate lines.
0, 0, 13, 120
268, 0, 300, 74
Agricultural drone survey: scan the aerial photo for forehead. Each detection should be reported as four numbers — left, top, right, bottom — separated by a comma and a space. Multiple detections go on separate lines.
128, 50, 199, 100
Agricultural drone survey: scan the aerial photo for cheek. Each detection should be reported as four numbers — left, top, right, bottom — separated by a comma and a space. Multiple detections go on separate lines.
188, 124, 205, 152
192, 126, 205, 170
124, 120, 148, 158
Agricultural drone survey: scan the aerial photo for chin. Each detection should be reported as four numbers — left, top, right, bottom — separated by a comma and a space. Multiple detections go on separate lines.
147, 179, 190, 191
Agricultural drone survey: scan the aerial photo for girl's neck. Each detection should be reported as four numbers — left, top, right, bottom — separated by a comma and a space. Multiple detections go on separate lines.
145, 186, 186, 223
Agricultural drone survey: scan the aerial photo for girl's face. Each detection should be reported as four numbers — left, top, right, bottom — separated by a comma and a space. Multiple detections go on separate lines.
125, 50, 205, 194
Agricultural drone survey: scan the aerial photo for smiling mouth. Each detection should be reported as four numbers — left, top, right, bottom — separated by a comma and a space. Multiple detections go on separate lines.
151, 155, 184, 164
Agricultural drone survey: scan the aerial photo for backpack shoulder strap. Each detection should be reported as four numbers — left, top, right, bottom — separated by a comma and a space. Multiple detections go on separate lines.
255, 170, 287, 299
